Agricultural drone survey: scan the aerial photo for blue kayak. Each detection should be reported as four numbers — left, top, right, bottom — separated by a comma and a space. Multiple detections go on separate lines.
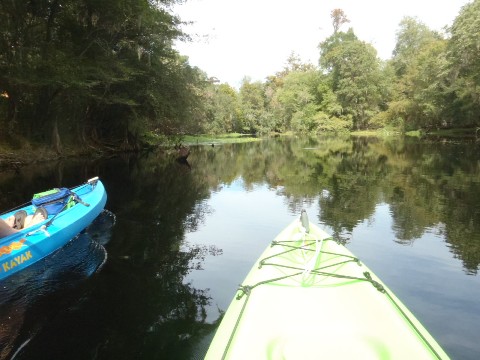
0, 177, 107, 280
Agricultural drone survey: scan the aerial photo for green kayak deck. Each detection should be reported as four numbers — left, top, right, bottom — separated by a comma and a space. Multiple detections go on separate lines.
205, 212, 450, 359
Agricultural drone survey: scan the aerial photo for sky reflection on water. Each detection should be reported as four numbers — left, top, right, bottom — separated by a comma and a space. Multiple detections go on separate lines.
184, 175, 480, 360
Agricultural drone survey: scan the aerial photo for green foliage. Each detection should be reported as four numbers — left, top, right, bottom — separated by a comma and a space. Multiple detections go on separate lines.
199, 4, 480, 137
0, 0, 206, 150
2, 2, 480, 148
199, 5, 480, 136
319, 29, 385, 130
371, 111, 396, 130
202, 83, 241, 134
387, 17, 449, 131
274, 68, 320, 132
312, 112, 351, 133
445, 0, 480, 127
181, 133, 260, 145
238, 78, 268, 134
392, 17, 442, 76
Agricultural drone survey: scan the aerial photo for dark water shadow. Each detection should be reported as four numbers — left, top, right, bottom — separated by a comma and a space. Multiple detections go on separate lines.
0, 210, 115, 360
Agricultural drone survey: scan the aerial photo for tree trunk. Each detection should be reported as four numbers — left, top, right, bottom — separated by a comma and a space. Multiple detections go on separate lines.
6, 96, 17, 135
52, 119, 62, 154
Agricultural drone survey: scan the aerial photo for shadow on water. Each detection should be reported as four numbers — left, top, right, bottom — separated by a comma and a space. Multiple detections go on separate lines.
0, 153, 223, 360
0, 210, 115, 360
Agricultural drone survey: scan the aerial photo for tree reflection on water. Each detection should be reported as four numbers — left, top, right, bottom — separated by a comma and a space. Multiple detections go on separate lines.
0, 135, 479, 359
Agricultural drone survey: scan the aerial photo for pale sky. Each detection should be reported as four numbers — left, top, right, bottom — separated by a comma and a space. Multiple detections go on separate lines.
172, 0, 471, 87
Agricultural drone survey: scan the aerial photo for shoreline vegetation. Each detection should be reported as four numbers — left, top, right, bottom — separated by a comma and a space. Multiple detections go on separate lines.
1, 2, 480, 170
1, 127, 478, 171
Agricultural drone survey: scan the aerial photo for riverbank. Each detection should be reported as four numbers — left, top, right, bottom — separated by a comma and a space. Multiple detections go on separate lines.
0, 133, 260, 171
182, 133, 260, 146
0, 146, 62, 171
2, 128, 478, 171
0, 144, 117, 171
352, 127, 480, 139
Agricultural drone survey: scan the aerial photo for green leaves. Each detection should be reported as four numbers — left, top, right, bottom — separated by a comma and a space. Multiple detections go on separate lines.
319, 29, 384, 130
0, 0, 204, 148
388, 18, 449, 130
198, 4, 480, 136
446, 0, 480, 126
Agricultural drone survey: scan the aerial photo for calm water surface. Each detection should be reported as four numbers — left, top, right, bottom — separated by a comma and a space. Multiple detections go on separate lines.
0, 136, 479, 359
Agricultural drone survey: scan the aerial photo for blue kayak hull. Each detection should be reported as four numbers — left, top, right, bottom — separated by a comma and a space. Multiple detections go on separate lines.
0, 179, 107, 280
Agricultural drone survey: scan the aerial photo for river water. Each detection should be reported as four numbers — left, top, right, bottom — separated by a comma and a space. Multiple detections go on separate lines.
0, 136, 479, 359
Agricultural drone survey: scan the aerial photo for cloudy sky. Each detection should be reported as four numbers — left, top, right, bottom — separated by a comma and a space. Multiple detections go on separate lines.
173, 0, 471, 87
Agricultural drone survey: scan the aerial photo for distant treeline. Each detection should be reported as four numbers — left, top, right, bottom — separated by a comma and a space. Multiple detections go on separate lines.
207, 3, 480, 136
1, 1, 480, 152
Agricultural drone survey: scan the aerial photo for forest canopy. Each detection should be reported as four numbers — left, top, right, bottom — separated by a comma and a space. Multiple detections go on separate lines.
1, 0, 480, 152
0, 0, 207, 152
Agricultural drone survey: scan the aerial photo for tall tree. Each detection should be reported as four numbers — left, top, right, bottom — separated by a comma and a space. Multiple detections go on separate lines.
319, 29, 384, 130
203, 83, 240, 134
274, 68, 320, 133
445, 0, 480, 127
263, 54, 320, 133
238, 78, 267, 134
331, 9, 350, 34
388, 17, 447, 130
392, 17, 441, 76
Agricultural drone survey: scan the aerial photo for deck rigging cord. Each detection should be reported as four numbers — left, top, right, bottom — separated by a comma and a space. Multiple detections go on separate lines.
221, 228, 445, 360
